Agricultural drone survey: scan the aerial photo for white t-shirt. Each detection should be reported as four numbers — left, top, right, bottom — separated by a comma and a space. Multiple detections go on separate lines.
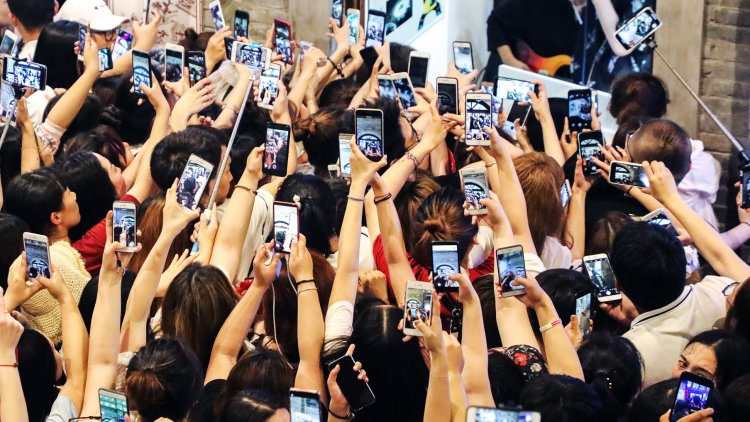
678, 140, 721, 229
540, 237, 573, 270
623, 275, 733, 387
18, 39, 36, 61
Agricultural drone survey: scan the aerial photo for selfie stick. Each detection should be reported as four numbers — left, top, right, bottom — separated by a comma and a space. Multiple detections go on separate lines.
0, 84, 26, 151
190, 75, 255, 256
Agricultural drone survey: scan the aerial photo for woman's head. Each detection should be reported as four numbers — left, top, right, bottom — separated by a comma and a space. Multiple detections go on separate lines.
513, 152, 565, 253
43, 94, 103, 153
318, 78, 359, 109
412, 187, 478, 268
276, 174, 337, 256
578, 332, 643, 409
585, 211, 634, 256
64, 125, 133, 170
125, 338, 204, 422
179, 28, 212, 52
34, 20, 79, 89
394, 170, 440, 253
725, 279, 750, 343
297, 107, 349, 176
114, 69, 163, 143
609, 72, 669, 124
219, 389, 290, 422
18, 328, 62, 422
161, 263, 239, 371
520, 375, 606, 422
532, 269, 597, 330
0, 213, 29, 289
4, 167, 79, 237
672, 329, 750, 390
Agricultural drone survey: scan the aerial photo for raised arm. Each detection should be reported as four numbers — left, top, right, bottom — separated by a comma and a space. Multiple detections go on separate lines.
101, 15, 161, 78
415, 293, 451, 422
565, 157, 593, 260
0, 295, 26, 422
529, 82, 565, 165
590, 0, 630, 57
18, 99, 43, 172
212, 64, 253, 129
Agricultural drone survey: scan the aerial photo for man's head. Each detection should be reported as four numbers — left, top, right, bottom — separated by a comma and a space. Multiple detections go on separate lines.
628, 119, 692, 184
610, 222, 686, 313
7, 0, 55, 32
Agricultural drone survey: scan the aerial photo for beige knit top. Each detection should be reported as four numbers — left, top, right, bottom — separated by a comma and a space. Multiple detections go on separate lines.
8, 241, 90, 343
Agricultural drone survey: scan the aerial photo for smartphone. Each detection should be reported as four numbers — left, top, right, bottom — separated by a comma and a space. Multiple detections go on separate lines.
299, 41, 312, 62
347, 9, 360, 45
432, 241, 460, 292
642, 208, 679, 237
669, 372, 713, 422
327, 354, 377, 412
561, 179, 572, 208
187, 51, 206, 86
466, 407, 541, 422
480, 82, 502, 127
575, 292, 593, 336
355, 108, 384, 162
742, 170, 750, 209
615, 7, 661, 51
568, 89, 593, 131
23, 232, 51, 280
232, 42, 269, 71
365, 10, 386, 48
583, 254, 620, 302
99, 388, 128, 422
176, 154, 214, 211
258, 63, 281, 110
408, 51, 430, 89
273, 201, 299, 253
224, 37, 235, 60
112, 201, 137, 252
97, 48, 113, 72
577, 131, 604, 176
377, 74, 396, 101
404, 281, 433, 336
496, 245, 526, 297
0, 30, 18, 56
436, 77, 458, 115
452, 41, 473, 75
495, 77, 537, 103
331, 0, 344, 27
465, 93, 493, 146
164, 43, 184, 83
338, 133, 353, 177
391, 73, 417, 110
290, 389, 321, 422
460, 167, 489, 215
274, 18, 294, 65
2, 57, 47, 90
1, 81, 17, 123
264, 123, 291, 177
234, 9, 250, 39
208, 0, 226, 31
77, 19, 89, 61
609, 161, 649, 188
132, 50, 152, 97
112, 29, 133, 61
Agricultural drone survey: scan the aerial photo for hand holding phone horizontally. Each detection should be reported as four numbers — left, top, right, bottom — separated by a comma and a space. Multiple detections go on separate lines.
23, 233, 51, 280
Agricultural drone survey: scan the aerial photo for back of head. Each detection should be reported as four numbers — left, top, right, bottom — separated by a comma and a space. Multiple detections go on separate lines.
533, 269, 597, 329
114, 70, 162, 143
34, 20, 79, 89
389, 42, 415, 73
578, 332, 643, 409
513, 152, 565, 252
44, 94, 103, 151
7, 0, 54, 30
219, 389, 286, 422
318, 78, 359, 109
488, 351, 525, 406
585, 211, 634, 256
520, 374, 605, 422
150, 126, 223, 191
179, 28, 212, 52
5, 167, 66, 236
609, 72, 669, 124
628, 379, 679, 422
297, 107, 349, 176
276, 174, 337, 255
628, 119, 692, 184
610, 222, 686, 312
394, 170, 440, 252
685, 329, 750, 390
0, 130, 21, 190
726, 280, 750, 344
161, 263, 239, 371
412, 187, 478, 268
725, 374, 750, 422
65, 125, 128, 169
125, 338, 204, 422
0, 213, 28, 289
18, 328, 58, 422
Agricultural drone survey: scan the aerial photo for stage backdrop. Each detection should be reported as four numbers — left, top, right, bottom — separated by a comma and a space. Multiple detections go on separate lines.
108, 0, 203, 44
368, 0, 445, 45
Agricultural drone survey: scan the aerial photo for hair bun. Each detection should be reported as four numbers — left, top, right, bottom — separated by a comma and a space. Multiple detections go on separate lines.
423, 217, 444, 235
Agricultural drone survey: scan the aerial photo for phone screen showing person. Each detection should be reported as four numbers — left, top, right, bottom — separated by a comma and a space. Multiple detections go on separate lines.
742, 171, 750, 209
404, 283, 433, 333
224, 37, 235, 60
432, 242, 460, 292
234, 10, 249, 38
453, 43, 473, 75
378, 76, 396, 100
392, 76, 417, 109
273, 202, 299, 253
209, 1, 226, 31
355, 109, 384, 161
112, 29, 133, 60
187, 52, 206, 86
615, 7, 661, 50
77, 21, 88, 59
568, 89, 593, 131
331, 0, 344, 26
274, 20, 293, 64
264, 123, 291, 177
347, 10, 360, 45
365, 12, 385, 47
561, 180, 572, 208
24, 235, 50, 279
669, 374, 712, 422
98, 48, 113, 72
327, 354, 377, 412
496, 245, 526, 297
176, 155, 214, 211
583, 255, 619, 301
132, 51, 152, 96
577, 131, 604, 176
465, 95, 492, 145
258, 67, 280, 109
610, 161, 649, 188
495, 77, 535, 103
575, 293, 592, 336
339, 134, 353, 176
461, 169, 488, 214
112, 202, 137, 250
290, 389, 322, 422
165, 48, 183, 83
3, 58, 47, 90
437, 79, 457, 115
99, 389, 128, 422
408, 55, 429, 89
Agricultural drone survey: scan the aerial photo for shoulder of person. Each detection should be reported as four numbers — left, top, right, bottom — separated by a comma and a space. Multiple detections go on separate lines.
695, 275, 737, 297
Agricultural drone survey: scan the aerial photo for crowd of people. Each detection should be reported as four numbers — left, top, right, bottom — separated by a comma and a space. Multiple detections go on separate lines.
0, 0, 748, 421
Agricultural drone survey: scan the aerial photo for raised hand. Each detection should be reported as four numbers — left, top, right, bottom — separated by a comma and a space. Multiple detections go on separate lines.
643, 160, 680, 203
289, 234, 314, 281
252, 242, 281, 289
348, 137, 387, 187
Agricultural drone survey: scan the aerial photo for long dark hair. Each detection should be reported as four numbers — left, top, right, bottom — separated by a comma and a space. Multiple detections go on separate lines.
18, 328, 59, 422
276, 174, 337, 256
64, 125, 129, 169
113, 70, 163, 143
4, 167, 67, 236
0, 213, 29, 289
44, 94, 103, 158
34, 20, 79, 89
726, 280, 750, 344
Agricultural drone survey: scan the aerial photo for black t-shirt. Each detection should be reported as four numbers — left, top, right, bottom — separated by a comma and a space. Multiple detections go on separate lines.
189, 379, 225, 422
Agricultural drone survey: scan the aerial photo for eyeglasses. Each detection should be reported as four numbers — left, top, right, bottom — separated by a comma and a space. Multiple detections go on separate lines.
401, 114, 420, 150
91, 26, 120, 42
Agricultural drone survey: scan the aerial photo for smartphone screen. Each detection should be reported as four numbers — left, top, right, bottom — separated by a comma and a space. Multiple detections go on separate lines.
480, 83, 501, 127
432, 242, 460, 292
331, 0, 344, 26
176, 155, 214, 211
0, 32, 16, 56
468, 407, 519, 421
495, 77, 535, 103
165, 48, 183, 83
290, 390, 321, 422
355, 110, 384, 161
461, 169, 488, 214
575, 293, 592, 336
365, 12, 385, 47
258, 67, 280, 109
378, 76, 396, 100
615, 8, 661, 50
234, 10, 249, 38
497, 246, 526, 296
405, 284, 433, 332
568, 89, 593, 131
408, 55, 429, 89
24, 235, 50, 279
77, 22, 88, 59
264, 123, 291, 177
187, 52, 206, 86
465, 95, 492, 145
327, 355, 376, 412
392, 76, 417, 109
583, 255, 619, 301
561, 180, 572, 208
670, 375, 712, 422
347, 11, 360, 45
437, 80, 457, 115
339, 134, 353, 176
578, 131, 604, 176
274, 20, 293, 64
3, 58, 46, 90
132, 51, 151, 96
610, 162, 649, 188
99, 389, 128, 422
209, 1, 226, 31
113, 203, 137, 250
274, 202, 299, 253
234, 43, 265, 69
98, 48, 113, 72
224, 37, 235, 60
112, 30, 133, 60
742, 171, 750, 209
1, 82, 17, 122
453, 43, 473, 75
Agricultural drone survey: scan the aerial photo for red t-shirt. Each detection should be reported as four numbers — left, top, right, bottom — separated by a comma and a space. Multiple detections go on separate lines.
72, 194, 140, 274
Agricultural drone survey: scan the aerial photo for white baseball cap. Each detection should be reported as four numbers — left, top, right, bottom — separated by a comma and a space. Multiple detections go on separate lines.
56, 0, 129, 32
